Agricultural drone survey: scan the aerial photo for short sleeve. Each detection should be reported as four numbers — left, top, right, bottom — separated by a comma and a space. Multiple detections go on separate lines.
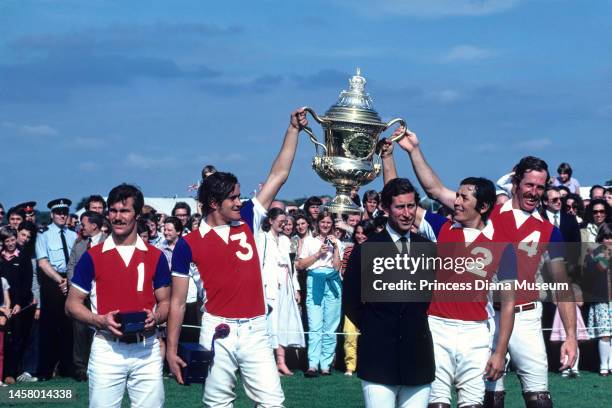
171, 237, 193, 277
240, 198, 267, 234
497, 244, 518, 282
35, 232, 49, 260
71, 252, 95, 293
153, 253, 172, 289
548, 227, 565, 260
419, 211, 447, 240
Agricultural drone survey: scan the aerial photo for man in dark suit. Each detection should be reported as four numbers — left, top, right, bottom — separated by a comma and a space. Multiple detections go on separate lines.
66, 211, 107, 381
541, 187, 581, 279
343, 178, 436, 407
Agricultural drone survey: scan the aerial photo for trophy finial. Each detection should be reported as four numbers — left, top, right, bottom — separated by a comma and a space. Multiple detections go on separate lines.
349, 68, 366, 92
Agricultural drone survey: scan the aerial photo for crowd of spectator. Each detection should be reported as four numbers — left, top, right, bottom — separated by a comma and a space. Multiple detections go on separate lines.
0, 160, 610, 390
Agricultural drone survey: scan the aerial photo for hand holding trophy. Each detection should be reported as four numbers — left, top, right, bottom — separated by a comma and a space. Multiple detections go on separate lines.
302, 68, 406, 215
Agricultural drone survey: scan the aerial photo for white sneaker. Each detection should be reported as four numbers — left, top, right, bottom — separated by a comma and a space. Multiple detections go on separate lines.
0, 381, 7, 387
16, 372, 38, 383
561, 369, 570, 378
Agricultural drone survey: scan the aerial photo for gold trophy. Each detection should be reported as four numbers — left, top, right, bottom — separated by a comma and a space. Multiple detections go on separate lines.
303, 68, 406, 214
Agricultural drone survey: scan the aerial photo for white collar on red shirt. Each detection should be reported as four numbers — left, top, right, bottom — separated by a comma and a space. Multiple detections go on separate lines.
102, 234, 148, 253
499, 199, 543, 222
199, 218, 242, 243
450, 219, 494, 242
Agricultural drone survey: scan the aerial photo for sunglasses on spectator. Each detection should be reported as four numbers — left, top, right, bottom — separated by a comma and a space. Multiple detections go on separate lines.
549, 198, 561, 203
592, 210, 606, 214
569, 204, 579, 209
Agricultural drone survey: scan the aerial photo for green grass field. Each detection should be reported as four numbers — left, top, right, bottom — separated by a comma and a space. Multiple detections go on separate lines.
1, 371, 609, 407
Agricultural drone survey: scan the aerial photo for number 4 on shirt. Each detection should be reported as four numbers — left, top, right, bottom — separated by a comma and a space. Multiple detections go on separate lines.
518, 231, 540, 258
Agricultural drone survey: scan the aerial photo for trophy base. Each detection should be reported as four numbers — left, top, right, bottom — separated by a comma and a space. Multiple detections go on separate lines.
323, 193, 362, 215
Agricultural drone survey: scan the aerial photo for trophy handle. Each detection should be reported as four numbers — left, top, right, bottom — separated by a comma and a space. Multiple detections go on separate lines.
302, 106, 328, 155
383, 118, 407, 142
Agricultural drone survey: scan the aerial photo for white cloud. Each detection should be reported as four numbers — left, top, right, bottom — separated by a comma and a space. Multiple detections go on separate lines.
73, 137, 105, 148
427, 89, 461, 103
441, 45, 495, 63
125, 153, 178, 170
339, 0, 520, 18
513, 138, 552, 151
78, 162, 99, 172
2, 121, 59, 136
596, 104, 612, 116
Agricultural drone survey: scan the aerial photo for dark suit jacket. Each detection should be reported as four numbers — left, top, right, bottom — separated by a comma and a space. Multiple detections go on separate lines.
67, 234, 108, 281
541, 210, 581, 278
342, 230, 436, 386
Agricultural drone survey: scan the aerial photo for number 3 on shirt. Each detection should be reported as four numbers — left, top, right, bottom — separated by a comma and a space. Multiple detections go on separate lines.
518, 231, 540, 257
230, 232, 253, 261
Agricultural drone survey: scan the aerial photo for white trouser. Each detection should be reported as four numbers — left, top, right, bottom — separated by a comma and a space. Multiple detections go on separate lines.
88, 334, 163, 408
362, 381, 430, 408
200, 313, 284, 408
428, 315, 491, 407
486, 302, 548, 392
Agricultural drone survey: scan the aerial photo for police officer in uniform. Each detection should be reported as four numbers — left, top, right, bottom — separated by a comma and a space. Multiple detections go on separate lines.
16, 202, 37, 225
35, 198, 77, 380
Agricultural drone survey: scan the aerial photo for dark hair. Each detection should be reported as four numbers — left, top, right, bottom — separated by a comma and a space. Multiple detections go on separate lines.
584, 199, 612, 225
293, 211, 311, 234
562, 193, 584, 217
107, 184, 144, 216
172, 202, 191, 217
81, 211, 104, 229
262, 207, 286, 232
589, 185, 605, 199
201, 164, 217, 180
164, 216, 184, 236
86, 195, 106, 211
558, 186, 570, 196
352, 220, 376, 244
460, 177, 496, 221
362, 190, 380, 205
7, 207, 25, 220
542, 186, 562, 208
0, 225, 17, 242
596, 223, 612, 243
188, 214, 202, 231
140, 212, 160, 224
557, 162, 573, 177
17, 220, 37, 234
511, 156, 550, 187
17, 221, 37, 253
373, 214, 388, 229
380, 178, 420, 209
198, 172, 238, 216
136, 218, 149, 236
303, 196, 323, 212
315, 210, 335, 237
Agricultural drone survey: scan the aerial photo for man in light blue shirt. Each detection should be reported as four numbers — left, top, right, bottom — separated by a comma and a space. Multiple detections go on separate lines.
35, 198, 77, 381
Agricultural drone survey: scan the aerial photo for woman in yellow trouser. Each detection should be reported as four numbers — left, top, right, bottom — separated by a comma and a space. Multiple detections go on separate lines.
340, 220, 376, 376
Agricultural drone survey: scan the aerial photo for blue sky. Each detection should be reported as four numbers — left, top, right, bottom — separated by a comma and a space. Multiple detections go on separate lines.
1, 0, 610, 209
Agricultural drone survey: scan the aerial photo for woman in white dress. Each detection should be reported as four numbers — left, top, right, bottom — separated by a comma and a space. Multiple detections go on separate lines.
257, 208, 304, 376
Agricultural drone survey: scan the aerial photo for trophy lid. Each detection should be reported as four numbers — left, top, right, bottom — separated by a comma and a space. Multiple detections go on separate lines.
324, 68, 383, 125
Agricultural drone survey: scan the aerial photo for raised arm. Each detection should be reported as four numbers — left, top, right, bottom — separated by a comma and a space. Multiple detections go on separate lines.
256, 108, 307, 209
391, 127, 455, 209
379, 138, 398, 184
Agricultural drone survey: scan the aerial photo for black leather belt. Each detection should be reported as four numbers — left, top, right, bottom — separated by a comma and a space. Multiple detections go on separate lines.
97, 330, 156, 344
493, 301, 538, 313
